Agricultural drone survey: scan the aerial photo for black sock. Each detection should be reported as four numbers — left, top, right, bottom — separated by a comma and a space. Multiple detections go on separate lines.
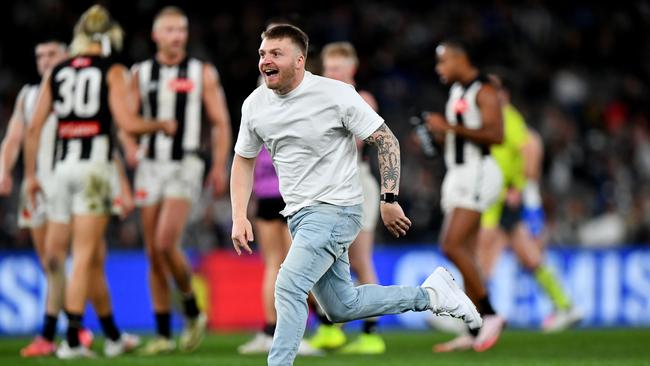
469, 327, 480, 337
155, 312, 172, 339
41, 313, 58, 342
362, 319, 378, 334
263, 323, 276, 337
66, 312, 83, 348
477, 296, 496, 316
183, 294, 200, 319
99, 314, 121, 341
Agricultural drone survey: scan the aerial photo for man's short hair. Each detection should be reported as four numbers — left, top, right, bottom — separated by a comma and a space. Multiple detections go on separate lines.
153, 6, 187, 28
261, 24, 309, 56
439, 38, 479, 65
321, 42, 358, 66
35, 38, 67, 50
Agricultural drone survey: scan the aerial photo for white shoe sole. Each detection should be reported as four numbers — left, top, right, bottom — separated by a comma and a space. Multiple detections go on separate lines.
432, 267, 483, 330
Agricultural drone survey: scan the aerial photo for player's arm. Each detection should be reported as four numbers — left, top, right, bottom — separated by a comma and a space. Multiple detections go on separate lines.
364, 123, 411, 238
202, 63, 232, 197
230, 153, 256, 255
112, 151, 134, 219
427, 84, 503, 146
24, 72, 53, 203
0, 90, 27, 195
107, 65, 176, 136
522, 128, 544, 182
117, 66, 144, 168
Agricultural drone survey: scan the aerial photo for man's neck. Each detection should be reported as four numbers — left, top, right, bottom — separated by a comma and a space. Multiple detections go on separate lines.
156, 50, 186, 66
459, 68, 479, 86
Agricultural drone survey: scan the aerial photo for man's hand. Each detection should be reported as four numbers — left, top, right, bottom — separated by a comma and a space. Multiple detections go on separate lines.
159, 120, 177, 136
117, 187, 135, 220
0, 174, 13, 196
25, 176, 42, 208
380, 202, 412, 238
231, 217, 254, 255
425, 113, 451, 134
206, 166, 228, 198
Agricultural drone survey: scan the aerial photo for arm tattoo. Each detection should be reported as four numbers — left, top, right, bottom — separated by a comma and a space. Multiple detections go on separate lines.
364, 123, 400, 192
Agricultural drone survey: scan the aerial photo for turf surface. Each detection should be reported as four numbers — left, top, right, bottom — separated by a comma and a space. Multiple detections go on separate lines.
1, 329, 649, 365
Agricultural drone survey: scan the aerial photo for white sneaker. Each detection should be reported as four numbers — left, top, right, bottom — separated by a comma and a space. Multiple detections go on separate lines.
238, 333, 273, 355
542, 307, 584, 333
473, 314, 506, 352
104, 333, 141, 357
297, 339, 325, 356
421, 267, 482, 330
56, 341, 96, 359
180, 313, 208, 352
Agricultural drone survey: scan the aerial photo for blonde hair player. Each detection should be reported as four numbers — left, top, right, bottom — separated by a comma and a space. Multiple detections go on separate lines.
306, 41, 385, 354
24, 5, 176, 359
121, 6, 232, 355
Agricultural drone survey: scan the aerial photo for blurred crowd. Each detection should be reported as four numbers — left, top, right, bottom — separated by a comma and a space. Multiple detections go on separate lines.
1, 0, 649, 249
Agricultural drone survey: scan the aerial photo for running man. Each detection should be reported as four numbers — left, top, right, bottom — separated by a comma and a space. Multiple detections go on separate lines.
231, 24, 481, 366
426, 40, 505, 352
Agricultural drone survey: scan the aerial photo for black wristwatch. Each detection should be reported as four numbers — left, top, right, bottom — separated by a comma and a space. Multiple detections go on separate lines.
380, 193, 398, 203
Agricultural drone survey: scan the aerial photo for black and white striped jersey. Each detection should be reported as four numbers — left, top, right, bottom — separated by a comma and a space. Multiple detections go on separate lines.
134, 57, 204, 162
444, 75, 491, 168
20, 84, 57, 175
50, 55, 115, 163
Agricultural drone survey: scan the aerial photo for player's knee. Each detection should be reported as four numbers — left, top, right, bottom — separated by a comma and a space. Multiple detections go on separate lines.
274, 268, 308, 302
45, 255, 63, 273
440, 241, 461, 259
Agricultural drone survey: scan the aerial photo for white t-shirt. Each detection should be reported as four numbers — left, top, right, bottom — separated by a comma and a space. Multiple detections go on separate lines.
235, 71, 384, 216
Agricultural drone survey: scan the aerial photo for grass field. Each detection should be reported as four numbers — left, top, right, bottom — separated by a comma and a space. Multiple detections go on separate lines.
1, 329, 649, 365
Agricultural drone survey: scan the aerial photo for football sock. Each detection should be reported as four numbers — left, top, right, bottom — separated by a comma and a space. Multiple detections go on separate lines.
41, 313, 58, 342
155, 312, 172, 339
99, 314, 121, 341
534, 265, 571, 311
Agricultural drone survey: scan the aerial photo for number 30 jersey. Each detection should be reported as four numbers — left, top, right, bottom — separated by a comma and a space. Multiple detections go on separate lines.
50, 55, 115, 164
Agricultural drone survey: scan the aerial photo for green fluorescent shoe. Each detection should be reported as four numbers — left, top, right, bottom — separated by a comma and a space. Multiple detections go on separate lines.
138, 336, 176, 355
308, 324, 346, 350
339, 333, 386, 354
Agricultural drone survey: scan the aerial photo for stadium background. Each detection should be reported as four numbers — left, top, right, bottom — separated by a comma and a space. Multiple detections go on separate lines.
0, 0, 649, 337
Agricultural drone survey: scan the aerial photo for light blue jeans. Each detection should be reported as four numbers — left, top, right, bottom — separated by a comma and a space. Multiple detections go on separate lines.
268, 203, 430, 366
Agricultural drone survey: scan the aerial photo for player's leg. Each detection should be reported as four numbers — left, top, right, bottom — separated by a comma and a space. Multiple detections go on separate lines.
87, 238, 141, 357
509, 223, 582, 331
58, 214, 108, 358
139, 203, 176, 354
476, 200, 507, 278
20, 222, 67, 357
155, 197, 205, 352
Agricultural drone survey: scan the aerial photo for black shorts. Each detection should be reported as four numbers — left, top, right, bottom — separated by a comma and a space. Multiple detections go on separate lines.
256, 197, 286, 221
499, 203, 523, 233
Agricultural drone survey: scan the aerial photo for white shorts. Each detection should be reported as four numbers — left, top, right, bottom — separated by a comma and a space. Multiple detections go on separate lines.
134, 155, 205, 207
441, 157, 503, 213
47, 161, 117, 223
359, 162, 380, 231
17, 175, 51, 229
